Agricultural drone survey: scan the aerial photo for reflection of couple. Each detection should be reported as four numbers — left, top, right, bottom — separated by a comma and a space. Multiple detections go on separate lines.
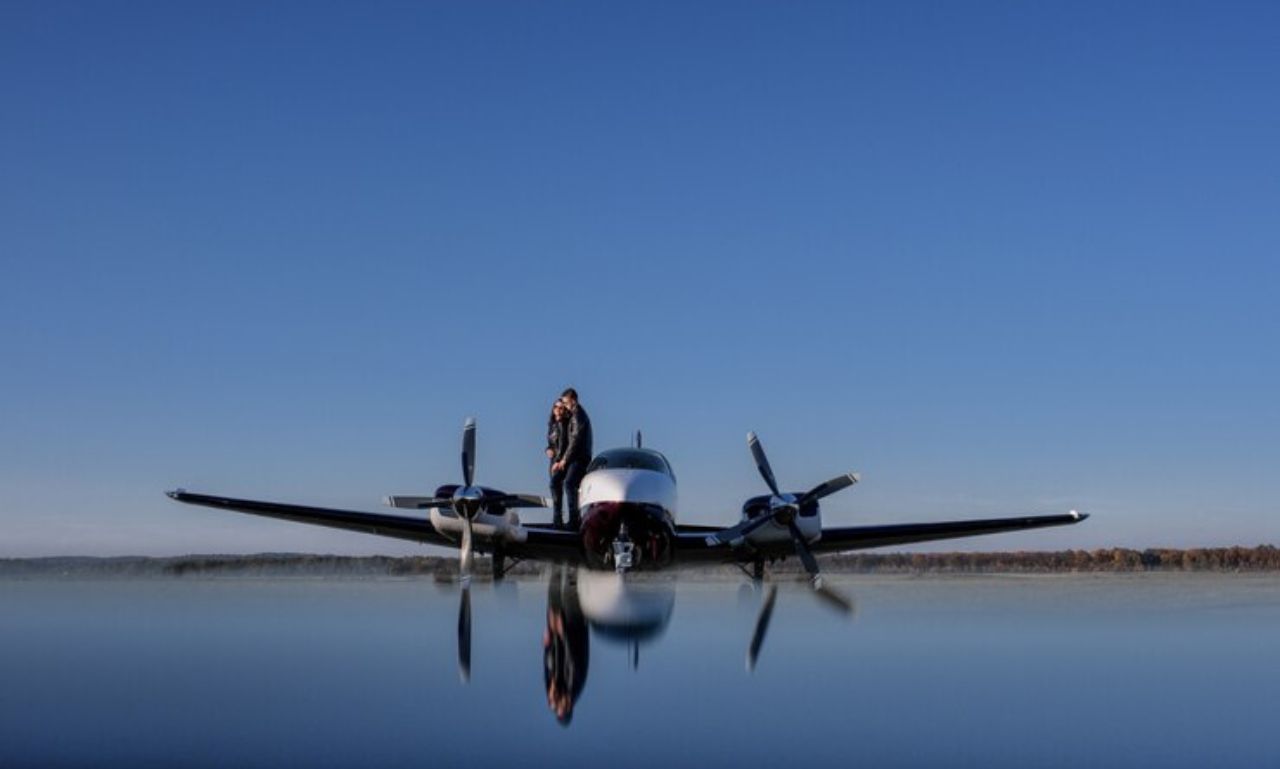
545, 388, 592, 530
543, 565, 588, 726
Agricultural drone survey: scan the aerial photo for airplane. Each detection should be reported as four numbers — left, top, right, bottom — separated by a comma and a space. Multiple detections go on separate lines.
168, 417, 1088, 678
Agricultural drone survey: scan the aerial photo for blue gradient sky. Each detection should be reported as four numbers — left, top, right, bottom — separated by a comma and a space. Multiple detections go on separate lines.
3, 1, 1277, 556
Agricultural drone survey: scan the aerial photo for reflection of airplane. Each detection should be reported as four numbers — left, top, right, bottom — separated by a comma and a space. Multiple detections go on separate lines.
542, 564, 675, 725
169, 418, 1087, 678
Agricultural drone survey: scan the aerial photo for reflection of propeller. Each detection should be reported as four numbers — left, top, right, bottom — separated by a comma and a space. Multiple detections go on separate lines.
457, 547, 472, 682
720, 432, 858, 612
746, 585, 777, 672
745, 581, 856, 672
454, 418, 479, 682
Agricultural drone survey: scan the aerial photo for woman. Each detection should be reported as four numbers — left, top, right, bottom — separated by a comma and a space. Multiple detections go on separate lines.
546, 400, 569, 527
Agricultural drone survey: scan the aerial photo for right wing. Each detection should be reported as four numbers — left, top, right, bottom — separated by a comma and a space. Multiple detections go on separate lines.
672, 511, 1088, 564
807, 511, 1089, 554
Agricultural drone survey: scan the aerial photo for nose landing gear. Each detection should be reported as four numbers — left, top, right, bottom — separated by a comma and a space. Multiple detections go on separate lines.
610, 523, 637, 574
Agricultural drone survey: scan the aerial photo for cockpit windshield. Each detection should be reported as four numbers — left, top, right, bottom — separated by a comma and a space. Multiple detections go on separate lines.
586, 449, 674, 478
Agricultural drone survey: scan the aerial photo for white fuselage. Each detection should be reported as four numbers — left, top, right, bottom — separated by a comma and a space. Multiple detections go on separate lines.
579, 468, 678, 519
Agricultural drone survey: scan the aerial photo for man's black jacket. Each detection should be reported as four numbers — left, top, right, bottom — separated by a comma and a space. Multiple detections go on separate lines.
563, 404, 593, 465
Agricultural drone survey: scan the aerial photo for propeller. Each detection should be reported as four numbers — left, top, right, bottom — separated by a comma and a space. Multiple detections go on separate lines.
453, 417, 481, 682
721, 432, 858, 613
385, 417, 551, 682
444, 417, 550, 681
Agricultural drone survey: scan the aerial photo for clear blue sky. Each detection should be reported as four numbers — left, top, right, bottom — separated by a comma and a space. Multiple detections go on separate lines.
2, 1, 1277, 556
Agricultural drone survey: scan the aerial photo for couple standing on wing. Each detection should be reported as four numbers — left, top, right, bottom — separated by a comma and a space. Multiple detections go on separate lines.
545, 388, 592, 530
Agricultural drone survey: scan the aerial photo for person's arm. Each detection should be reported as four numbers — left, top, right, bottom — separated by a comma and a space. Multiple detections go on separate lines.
561, 413, 582, 463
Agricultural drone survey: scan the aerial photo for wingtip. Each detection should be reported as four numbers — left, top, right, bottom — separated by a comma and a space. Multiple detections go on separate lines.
1070, 509, 1089, 521
746, 430, 758, 444
165, 488, 184, 500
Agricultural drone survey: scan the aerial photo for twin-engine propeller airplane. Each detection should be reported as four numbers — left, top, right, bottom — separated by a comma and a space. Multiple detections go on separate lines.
168, 417, 1088, 678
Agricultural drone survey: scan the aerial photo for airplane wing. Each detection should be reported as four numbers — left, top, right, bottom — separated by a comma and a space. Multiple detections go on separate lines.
515, 524, 586, 562
673, 511, 1087, 563
168, 490, 587, 563
806, 511, 1088, 553
167, 490, 456, 547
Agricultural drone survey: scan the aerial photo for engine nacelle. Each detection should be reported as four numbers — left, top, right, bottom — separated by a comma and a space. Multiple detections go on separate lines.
738, 494, 822, 546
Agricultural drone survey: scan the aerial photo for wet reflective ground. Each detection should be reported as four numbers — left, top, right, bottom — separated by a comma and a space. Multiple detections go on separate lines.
3, 573, 1278, 768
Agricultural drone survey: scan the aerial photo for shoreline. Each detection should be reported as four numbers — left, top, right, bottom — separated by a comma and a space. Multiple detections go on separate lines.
3, 546, 1279, 578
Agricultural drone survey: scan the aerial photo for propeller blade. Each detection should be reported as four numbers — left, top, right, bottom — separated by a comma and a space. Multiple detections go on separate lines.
457, 514, 474, 682
785, 519, 854, 614
814, 582, 855, 615
747, 432, 781, 497
737, 512, 779, 540
746, 584, 778, 672
798, 472, 860, 506
457, 584, 472, 682
786, 519, 821, 577
460, 515, 474, 585
461, 417, 476, 488
706, 511, 776, 546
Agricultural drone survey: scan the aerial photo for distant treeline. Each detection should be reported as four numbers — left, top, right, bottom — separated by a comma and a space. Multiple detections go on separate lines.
3, 546, 1280, 577
0, 554, 535, 579
820, 546, 1280, 574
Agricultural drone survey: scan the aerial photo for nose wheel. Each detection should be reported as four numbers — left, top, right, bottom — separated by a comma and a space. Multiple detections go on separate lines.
610, 523, 637, 574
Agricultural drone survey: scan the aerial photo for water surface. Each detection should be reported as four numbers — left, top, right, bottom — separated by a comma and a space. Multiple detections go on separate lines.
2, 574, 1276, 768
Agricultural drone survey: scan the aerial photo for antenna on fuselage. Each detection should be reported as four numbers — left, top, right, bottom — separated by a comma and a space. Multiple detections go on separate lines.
634, 430, 642, 449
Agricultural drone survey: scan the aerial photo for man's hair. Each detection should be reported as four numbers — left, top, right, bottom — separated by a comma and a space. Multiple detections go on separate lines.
560, 387, 578, 401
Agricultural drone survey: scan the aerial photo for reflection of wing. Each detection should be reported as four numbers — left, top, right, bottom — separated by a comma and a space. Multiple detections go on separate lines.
673, 512, 1087, 563
168, 490, 454, 546
168, 490, 586, 563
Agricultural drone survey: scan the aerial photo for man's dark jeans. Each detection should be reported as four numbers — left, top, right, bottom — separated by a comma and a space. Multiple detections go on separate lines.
563, 461, 587, 528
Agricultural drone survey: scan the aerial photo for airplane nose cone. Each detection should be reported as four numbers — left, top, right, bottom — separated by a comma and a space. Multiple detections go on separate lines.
582, 468, 672, 506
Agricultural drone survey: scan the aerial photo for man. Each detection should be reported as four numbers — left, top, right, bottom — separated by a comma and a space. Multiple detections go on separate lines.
551, 388, 592, 529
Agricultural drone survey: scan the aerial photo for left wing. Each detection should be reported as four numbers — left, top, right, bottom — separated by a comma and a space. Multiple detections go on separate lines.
168, 490, 455, 546
167, 490, 584, 563
674, 511, 1087, 563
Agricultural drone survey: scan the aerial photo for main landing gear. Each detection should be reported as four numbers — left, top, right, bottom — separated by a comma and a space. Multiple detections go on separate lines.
489, 547, 524, 581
